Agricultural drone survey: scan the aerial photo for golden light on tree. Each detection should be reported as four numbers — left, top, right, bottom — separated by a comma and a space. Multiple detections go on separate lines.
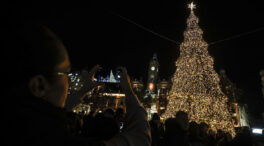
162, 2, 236, 137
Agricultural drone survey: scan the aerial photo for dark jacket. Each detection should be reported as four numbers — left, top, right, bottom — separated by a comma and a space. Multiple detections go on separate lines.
8, 93, 151, 146
9, 96, 104, 146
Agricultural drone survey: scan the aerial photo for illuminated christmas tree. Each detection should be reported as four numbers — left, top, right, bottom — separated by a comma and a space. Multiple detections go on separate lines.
162, 2, 235, 136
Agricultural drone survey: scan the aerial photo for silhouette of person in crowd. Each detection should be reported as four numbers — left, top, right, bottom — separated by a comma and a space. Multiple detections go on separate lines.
163, 111, 189, 146
149, 113, 164, 146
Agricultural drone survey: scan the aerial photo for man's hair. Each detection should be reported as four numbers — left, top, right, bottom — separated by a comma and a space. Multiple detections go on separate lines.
6, 21, 66, 96
199, 122, 209, 128
152, 113, 160, 121
175, 110, 188, 118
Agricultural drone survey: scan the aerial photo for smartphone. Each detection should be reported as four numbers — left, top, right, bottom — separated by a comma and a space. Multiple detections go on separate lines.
120, 122, 124, 132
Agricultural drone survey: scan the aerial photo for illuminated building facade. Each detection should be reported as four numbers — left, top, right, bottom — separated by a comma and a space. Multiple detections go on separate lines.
219, 69, 250, 128
157, 79, 171, 115
131, 79, 144, 101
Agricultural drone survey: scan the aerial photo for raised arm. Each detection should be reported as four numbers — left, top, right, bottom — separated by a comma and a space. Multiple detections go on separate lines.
65, 65, 102, 110
104, 67, 151, 146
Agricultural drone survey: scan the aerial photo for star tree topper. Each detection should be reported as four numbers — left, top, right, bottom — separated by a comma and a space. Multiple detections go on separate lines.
188, 2, 196, 11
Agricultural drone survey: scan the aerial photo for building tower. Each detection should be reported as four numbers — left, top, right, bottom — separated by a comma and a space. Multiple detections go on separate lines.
162, 2, 235, 136
147, 53, 159, 92
143, 53, 160, 119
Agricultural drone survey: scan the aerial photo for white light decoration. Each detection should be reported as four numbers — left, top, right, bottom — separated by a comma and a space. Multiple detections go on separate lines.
102, 93, 126, 97
162, 2, 236, 137
151, 66, 155, 71
252, 128, 263, 134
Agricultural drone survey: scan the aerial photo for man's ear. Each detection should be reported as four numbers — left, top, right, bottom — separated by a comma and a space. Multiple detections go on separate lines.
28, 75, 51, 98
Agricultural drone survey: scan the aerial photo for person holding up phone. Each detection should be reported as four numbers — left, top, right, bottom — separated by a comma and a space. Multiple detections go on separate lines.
6, 22, 151, 146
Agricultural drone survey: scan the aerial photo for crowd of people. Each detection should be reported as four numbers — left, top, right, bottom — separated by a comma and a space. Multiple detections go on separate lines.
65, 108, 262, 146
148, 112, 259, 146
5, 22, 263, 146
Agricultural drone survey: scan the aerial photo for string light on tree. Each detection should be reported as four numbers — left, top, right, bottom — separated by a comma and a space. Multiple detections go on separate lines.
162, 2, 236, 137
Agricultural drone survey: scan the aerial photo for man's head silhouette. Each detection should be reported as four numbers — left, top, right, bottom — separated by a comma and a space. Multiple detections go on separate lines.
9, 22, 71, 108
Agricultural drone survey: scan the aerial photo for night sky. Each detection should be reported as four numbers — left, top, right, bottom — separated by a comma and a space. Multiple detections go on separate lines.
7, 1, 264, 109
